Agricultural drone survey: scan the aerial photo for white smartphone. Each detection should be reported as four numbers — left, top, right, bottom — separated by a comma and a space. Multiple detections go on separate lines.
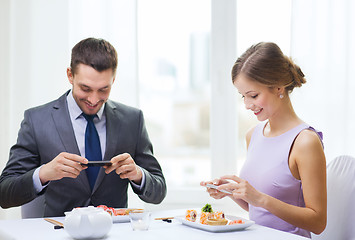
205, 184, 232, 194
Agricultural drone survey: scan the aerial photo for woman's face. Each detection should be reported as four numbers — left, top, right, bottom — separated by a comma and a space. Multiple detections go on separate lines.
234, 74, 281, 122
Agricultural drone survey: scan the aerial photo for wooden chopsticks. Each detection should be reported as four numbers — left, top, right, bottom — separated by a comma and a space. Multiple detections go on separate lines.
155, 217, 174, 223
154, 217, 174, 220
44, 218, 64, 229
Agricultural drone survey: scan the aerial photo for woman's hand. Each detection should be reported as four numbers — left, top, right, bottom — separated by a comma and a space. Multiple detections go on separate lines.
200, 178, 230, 199
220, 175, 266, 208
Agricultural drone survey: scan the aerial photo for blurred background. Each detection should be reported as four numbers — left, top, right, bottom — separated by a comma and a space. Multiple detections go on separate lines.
1, 0, 354, 219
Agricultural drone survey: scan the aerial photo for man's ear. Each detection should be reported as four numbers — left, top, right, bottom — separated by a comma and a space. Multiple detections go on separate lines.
67, 67, 74, 84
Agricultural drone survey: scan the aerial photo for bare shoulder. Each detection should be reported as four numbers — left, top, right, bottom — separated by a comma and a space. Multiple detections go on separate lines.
292, 129, 325, 165
294, 129, 323, 149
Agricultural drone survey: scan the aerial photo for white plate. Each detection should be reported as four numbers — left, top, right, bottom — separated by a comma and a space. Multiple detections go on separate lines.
175, 215, 254, 233
112, 214, 130, 223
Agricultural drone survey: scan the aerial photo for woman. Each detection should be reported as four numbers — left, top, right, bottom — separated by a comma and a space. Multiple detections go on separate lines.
201, 42, 326, 238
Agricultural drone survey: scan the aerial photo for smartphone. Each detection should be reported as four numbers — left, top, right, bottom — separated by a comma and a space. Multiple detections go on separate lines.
205, 184, 232, 194
81, 161, 112, 167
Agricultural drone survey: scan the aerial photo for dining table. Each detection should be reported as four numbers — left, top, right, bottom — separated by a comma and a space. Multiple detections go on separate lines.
0, 208, 308, 240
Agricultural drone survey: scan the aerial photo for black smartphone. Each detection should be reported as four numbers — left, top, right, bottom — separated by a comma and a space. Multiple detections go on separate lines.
81, 161, 112, 167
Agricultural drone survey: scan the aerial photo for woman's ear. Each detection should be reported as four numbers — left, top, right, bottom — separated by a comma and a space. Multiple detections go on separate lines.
277, 86, 286, 99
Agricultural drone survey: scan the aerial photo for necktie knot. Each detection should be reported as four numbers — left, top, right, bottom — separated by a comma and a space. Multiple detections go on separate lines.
82, 113, 96, 122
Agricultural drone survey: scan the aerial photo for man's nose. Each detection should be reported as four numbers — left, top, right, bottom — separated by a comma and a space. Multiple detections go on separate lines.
87, 92, 100, 105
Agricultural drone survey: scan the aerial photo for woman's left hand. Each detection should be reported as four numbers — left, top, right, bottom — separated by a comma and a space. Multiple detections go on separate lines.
219, 175, 266, 208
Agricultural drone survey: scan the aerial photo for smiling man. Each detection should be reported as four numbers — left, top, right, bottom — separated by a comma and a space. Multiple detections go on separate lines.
0, 38, 167, 217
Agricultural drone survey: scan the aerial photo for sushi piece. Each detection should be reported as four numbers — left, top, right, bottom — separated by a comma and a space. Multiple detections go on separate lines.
206, 218, 228, 225
200, 212, 212, 225
185, 210, 197, 222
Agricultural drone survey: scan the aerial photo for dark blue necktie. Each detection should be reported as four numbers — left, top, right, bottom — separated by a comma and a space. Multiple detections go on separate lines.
82, 113, 102, 190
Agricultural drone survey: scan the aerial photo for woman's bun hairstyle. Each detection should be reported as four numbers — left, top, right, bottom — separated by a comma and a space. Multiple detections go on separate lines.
232, 42, 306, 93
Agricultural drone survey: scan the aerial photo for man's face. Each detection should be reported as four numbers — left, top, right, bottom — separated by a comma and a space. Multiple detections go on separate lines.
67, 64, 115, 115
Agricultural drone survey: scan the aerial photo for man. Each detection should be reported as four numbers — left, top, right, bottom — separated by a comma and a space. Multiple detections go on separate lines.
0, 38, 166, 217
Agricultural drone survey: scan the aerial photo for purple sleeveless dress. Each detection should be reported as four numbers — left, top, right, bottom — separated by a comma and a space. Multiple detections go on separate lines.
240, 122, 323, 238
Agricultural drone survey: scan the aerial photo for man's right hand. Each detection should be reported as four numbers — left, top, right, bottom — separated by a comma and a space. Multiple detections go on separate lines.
39, 152, 88, 184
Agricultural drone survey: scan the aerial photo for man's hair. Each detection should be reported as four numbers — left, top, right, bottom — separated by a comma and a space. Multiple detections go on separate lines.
70, 38, 118, 76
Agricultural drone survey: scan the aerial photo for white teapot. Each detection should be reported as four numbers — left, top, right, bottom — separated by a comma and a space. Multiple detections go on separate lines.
64, 206, 112, 239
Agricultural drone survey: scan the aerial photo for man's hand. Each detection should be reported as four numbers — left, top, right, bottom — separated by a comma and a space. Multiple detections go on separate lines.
104, 153, 143, 184
39, 152, 88, 184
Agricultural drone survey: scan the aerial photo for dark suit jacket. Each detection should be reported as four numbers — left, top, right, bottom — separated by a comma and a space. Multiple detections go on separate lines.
0, 91, 166, 217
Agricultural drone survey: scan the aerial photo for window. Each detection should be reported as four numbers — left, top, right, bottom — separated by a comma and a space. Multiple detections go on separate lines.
137, 0, 211, 187
137, 0, 292, 189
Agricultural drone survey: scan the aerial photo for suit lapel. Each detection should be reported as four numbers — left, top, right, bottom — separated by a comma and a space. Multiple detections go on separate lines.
92, 100, 121, 193
52, 91, 91, 194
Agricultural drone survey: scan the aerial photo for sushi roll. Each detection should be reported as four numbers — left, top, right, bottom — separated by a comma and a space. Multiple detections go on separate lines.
185, 210, 197, 222
200, 212, 211, 225
214, 211, 225, 220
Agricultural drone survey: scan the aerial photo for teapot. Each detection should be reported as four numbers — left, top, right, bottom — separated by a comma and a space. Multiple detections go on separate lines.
64, 206, 112, 239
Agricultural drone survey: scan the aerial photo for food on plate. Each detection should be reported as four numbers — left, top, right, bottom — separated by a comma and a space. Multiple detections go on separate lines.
209, 211, 225, 220
185, 204, 245, 226
206, 218, 228, 226
96, 205, 143, 216
201, 203, 213, 213
228, 219, 244, 225
185, 209, 197, 222
200, 212, 211, 224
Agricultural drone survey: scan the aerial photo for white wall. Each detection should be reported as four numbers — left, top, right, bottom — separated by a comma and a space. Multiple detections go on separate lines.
0, 0, 11, 219
0, 0, 71, 219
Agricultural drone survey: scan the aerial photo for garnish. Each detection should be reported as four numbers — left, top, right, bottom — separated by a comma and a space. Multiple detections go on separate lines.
201, 203, 213, 213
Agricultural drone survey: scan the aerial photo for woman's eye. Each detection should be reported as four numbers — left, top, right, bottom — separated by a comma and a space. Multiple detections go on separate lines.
251, 94, 258, 99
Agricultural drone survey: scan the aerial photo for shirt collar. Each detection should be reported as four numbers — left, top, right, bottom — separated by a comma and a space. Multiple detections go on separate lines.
67, 90, 105, 120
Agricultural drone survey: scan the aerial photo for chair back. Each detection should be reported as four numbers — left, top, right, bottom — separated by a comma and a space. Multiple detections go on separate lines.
311, 155, 355, 240
21, 194, 45, 218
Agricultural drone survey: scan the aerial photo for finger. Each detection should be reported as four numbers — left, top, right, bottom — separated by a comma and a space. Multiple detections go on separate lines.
111, 153, 131, 164
62, 159, 87, 173
200, 180, 214, 186
115, 163, 135, 177
62, 163, 84, 176
105, 154, 131, 174
63, 152, 88, 164
218, 182, 238, 194
220, 175, 242, 183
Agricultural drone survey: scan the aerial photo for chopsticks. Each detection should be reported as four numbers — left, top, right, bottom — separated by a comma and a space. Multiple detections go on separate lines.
44, 218, 64, 229
155, 217, 174, 223
154, 217, 174, 220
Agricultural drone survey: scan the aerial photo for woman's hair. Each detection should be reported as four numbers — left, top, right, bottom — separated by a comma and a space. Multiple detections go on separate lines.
70, 38, 118, 76
231, 42, 306, 92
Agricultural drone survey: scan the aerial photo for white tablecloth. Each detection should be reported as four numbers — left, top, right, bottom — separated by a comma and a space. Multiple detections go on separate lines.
0, 209, 307, 240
